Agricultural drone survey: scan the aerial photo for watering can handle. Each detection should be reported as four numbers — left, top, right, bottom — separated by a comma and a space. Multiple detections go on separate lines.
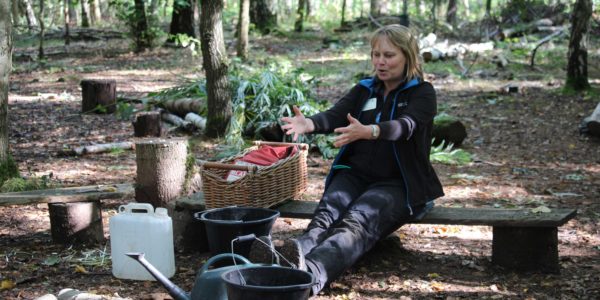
199, 253, 251, 274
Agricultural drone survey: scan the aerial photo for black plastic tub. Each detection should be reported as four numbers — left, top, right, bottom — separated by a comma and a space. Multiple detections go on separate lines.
196, 207, 280, 258
222, 266, 315, 300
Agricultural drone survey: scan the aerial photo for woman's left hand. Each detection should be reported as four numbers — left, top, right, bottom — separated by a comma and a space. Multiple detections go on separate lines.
333, 114, 372, 147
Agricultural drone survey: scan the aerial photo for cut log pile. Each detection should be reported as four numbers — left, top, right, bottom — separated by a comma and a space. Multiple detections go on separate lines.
419, 33, 494, 63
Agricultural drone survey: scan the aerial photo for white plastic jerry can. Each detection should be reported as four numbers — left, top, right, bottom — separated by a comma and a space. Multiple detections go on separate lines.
109, 203, 175, 280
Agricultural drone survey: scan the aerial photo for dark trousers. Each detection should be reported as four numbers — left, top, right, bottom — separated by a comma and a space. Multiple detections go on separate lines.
297, 170, 412, 294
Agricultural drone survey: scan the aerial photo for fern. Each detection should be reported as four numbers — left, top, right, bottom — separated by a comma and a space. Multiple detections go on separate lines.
429, 142, 472, 165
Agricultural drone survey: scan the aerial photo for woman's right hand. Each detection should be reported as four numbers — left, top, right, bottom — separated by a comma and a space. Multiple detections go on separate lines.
281, 105, 314, 141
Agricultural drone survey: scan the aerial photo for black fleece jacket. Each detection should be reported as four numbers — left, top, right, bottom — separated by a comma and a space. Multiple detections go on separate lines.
308, 77, 444, 210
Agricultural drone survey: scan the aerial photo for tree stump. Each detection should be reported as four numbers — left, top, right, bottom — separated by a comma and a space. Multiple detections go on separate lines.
133, 111, 163, 137
135, 138, 188, 208
432, 115, 467, 147
80, 79, 117, 114
580, 102, 600, 137
48, 201, 104, 244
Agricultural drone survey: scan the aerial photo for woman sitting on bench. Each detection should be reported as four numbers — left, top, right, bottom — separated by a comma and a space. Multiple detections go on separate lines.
251, 24, 444, 295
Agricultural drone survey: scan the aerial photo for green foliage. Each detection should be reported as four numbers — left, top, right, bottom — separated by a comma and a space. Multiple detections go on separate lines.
115, 102, 136, 121
434, 113, 458, 127
146, 80, 207, 109
225, 63, 330, 152
170, 33, 201, 56
0, 173, 55, 193
430, 142, 472, 165
108, 0, 164, 50
0, 156, 20, 187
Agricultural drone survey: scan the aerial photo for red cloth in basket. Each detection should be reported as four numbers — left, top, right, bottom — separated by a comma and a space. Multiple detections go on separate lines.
225, 145, 298, 181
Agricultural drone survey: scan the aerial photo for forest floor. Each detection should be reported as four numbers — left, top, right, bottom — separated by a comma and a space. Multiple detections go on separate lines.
1, 27, 600, 300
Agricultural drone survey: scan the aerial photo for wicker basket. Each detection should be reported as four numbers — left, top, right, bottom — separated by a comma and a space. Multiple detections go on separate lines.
200, 141, 308, 209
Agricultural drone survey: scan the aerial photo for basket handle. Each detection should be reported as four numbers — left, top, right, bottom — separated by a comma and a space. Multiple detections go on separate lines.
198, 160, 258, 172
253, 141, 309, 150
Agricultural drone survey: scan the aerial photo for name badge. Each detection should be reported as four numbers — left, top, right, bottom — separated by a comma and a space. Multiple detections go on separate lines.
362, 98, 377, 111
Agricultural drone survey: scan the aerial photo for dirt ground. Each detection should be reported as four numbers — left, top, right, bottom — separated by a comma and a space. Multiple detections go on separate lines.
1, 31, 600, 300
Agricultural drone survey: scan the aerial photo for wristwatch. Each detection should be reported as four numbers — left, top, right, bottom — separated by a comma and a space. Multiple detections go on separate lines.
371, 125, 380, 139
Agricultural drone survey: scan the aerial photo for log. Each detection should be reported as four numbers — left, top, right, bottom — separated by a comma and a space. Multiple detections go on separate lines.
133, 111, 162, 137
80, 79, 117, 114
135, 138, 188, 208
48, 201, 104, 244
73, 142, 134, 156
161, 98, 204, 116
184, 112, 206, 131
422, 48, 444, 62
580, 102, 600, 137
161, 110, 193, 131
499, 18, 554, 40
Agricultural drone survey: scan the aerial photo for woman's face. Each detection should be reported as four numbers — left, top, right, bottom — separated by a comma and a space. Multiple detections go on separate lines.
371, 36, 407, 86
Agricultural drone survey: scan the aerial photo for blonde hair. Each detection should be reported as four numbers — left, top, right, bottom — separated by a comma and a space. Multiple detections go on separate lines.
370, 24, 423, 81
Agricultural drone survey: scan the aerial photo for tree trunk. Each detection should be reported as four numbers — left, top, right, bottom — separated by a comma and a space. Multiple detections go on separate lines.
485, 0, 492, 17
63, 0, 70, 45
370, 0, 382, 17
250, 0, 277, 34
80, 79, 117, 113
0, 0, 11, 162
168, 0, 195, 44
37, 0, 45, 61
22, 0, 39, 32
135, 138, 188, 208
237, 0, 250, 60
446, 0, 457, 27
80, 0, 89, 27
133, 0, 150, 52
89, 0, 101, 25
133, 111, 163, 137
68, 0, 78, 26
48, 201, 104, 244
294, 0, 306, 32
340, 0, 347, 26
200, 0, 232, 137
565, 0, 592, 91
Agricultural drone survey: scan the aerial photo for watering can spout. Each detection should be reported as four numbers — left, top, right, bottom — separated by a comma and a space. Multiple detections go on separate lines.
126, 253, 191, 300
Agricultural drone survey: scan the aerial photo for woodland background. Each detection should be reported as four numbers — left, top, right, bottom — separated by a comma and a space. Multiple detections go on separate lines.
0, 0, 599, 299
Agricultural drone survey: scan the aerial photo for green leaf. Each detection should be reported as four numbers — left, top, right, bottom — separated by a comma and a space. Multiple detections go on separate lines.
43, 255, 61, 266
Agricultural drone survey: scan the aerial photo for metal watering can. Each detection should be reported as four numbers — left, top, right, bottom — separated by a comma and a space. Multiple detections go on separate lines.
127, 251, 258, 300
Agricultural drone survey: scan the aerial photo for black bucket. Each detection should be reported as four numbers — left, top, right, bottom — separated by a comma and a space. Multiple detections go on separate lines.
222, 266, 315, 300
196, 207, 280, 257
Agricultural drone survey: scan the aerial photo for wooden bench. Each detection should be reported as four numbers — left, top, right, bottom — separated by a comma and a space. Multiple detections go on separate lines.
274, 200, 577, 273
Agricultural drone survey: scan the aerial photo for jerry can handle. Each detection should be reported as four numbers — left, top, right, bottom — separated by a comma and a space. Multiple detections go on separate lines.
199, 253, 251, 275
118, 203, 155, 214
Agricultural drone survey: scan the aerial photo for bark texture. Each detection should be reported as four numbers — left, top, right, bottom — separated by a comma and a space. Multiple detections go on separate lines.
237, 0, 249, 60
48, 201, 104, 244
566, 0, 592, 91
250, 0, 277, 34
200, 0, 232, 137
133, 111, 163, 137
0, 0, 11, 161
135, 138, 188, 208
80, 79, 117, 113
168, 0, 195, 42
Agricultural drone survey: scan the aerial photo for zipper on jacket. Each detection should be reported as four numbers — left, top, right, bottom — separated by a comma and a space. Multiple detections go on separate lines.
390, 91, 413, 216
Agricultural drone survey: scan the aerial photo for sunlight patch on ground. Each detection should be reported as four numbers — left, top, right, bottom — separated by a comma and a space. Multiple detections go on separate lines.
402, 224, 492, 241
440, 185, 531, 203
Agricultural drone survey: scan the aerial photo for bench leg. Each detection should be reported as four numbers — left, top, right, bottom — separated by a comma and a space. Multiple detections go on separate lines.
492, 226, 559, 273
